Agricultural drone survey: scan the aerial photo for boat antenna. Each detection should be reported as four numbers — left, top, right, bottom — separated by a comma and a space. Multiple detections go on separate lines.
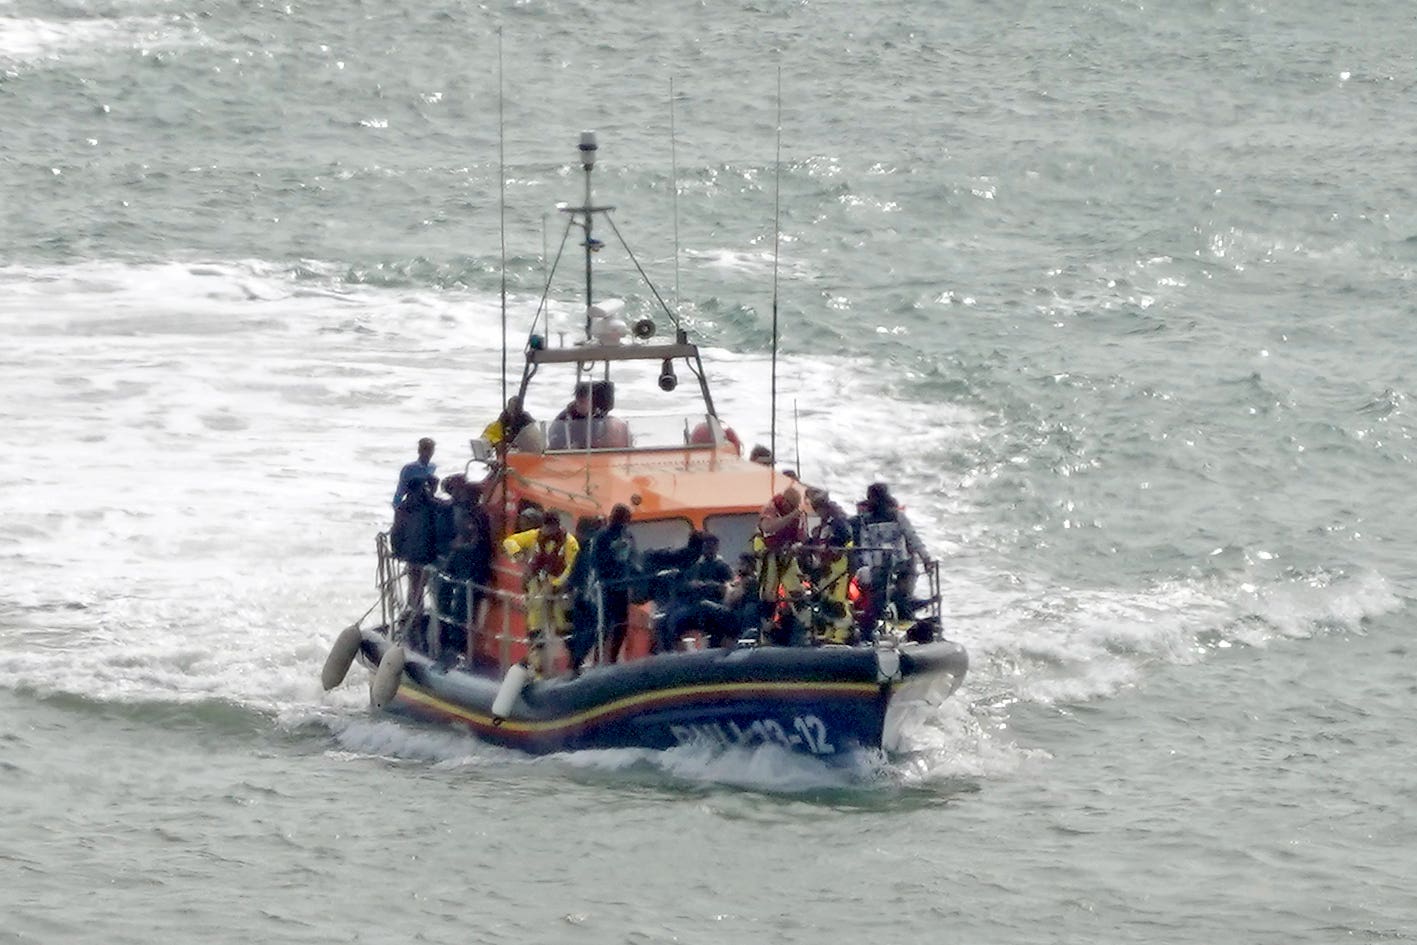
497, 27, 508, 406
793, 397, 802, 479
670, 77, 681, 313
579, 131, 598, 339
769, 66, 782, 486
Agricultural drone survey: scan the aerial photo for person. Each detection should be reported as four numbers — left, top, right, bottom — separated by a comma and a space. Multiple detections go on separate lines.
723, 553, 763, 643
501, 514, 580, 676
656, 532, 738, 652
390, 474, 454, 649
392, 437, 436, 508
590, 504, 640, 663
852, 481, 932, 640
563, 515, 605, 675
802, 487, 855, 644
749, 444, 773, 466
435, 517, 493, 664
482, 396, 535, 449
447, 478, 493, 551
754, 486, 808, 645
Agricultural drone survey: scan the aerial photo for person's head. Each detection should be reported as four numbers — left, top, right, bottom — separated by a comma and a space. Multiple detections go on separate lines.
608, 503, 632, 528
780, 486, 802, 511
749, 444, 773, 465
442, 473, 467, 500
539, 515, 565, 539
701, 533, 721, 558
516, 506, 545, 532
866, 481, 894, 510
804, 486, 829, 510
736, 553, 757, 577
404, 475, 431, 500
570, 382, 593, 415
417, 437, 435, 463
575, 514, 604, 542
685, 530, 707, 558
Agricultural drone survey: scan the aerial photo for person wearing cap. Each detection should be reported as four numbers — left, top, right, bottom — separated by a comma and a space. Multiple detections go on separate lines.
852, 481, 932, 640
392, 437, 437, 508
502, 514, 581, 675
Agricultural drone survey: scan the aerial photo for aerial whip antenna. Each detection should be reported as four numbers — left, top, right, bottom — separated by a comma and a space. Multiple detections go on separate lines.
769, 66, 783, 486
497, 27, 508, 406
670, 77, 682, 313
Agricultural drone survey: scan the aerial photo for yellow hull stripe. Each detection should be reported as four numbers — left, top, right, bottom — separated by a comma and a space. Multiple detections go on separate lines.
396, 678, 882, 736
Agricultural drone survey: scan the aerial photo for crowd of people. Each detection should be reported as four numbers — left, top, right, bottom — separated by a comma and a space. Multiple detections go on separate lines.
386, 435, 937, 676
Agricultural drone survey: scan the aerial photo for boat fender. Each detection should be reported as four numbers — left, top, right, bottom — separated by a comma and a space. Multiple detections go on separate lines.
491, 661, 531, 725
875, 648, 902, 685
321, 624, 364, 691
370, 645, 406, 709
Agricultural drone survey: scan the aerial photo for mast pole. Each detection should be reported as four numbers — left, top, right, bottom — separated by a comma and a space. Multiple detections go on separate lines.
498, 27, 508, 404
769, 67, 782, 480
579, 131, 597, 339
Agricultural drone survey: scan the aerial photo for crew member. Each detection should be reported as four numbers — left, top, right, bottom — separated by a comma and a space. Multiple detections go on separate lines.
482, 396, 535, 449
754, 485, 807, 645
803, 486, 855, 645
502, 514, 580, 675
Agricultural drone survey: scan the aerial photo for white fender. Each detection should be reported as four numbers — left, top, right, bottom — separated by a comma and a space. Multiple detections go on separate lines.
875, 648, 902, 684
491, 662, 531, 724
321, 624, 364, 691
370, 645, 406, 709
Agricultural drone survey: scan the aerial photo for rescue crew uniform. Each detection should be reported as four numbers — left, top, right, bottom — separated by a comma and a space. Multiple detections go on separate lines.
804, 501, 855, 645
502, 523, 580, 674
753, 492, 807, 645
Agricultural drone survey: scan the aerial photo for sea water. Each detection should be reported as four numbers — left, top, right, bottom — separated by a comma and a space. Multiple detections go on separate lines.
1, 1, 1413, 942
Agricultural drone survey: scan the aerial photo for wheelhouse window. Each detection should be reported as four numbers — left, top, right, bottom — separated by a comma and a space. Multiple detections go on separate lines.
704, 513, 759, 561
627, 517, 694, 552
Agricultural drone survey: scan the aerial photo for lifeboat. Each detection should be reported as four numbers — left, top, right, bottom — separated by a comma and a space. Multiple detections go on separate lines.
324, 132, 968, 758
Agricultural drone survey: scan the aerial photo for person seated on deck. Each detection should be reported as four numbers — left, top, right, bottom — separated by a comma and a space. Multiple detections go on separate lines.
802, 486, 856, 645
482, 396, 536, 451
501, 514, 580, 677
723, 553, 764, 643
753, 485, 809, 646
654, 532, 739, 653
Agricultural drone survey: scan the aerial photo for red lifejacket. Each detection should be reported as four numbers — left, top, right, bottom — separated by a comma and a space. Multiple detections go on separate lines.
528, 532, 568, 580
760, 494, 805, 552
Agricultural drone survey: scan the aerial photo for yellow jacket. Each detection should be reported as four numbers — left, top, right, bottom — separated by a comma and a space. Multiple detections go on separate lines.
501, 528, 580, 587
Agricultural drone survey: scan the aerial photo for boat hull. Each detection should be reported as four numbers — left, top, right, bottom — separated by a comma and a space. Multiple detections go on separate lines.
356, 631, 967, 757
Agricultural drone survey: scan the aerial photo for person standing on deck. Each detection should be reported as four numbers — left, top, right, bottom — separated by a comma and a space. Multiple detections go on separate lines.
590, 503, 639, 663
803, 486, 856, 645
754, 485, 808, 645
852, 481, 932, 640
393, 437, 436, 508
502, 515, 580, 676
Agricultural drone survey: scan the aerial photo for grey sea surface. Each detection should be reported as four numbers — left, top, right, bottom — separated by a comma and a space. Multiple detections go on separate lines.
1, 1, 1414, 942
